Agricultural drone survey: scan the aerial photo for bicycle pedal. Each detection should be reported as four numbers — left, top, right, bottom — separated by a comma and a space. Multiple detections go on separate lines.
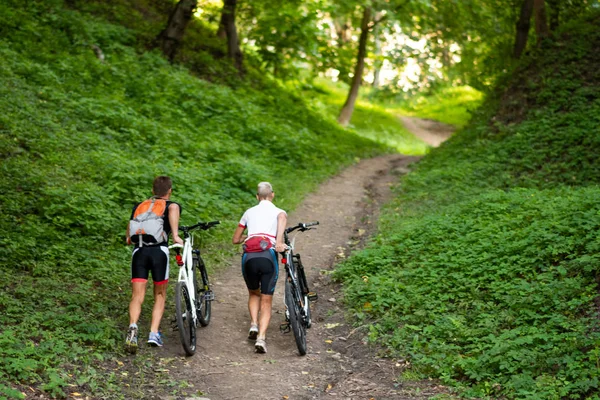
280, 322, 291, 334
203, 290, 215, 301
307, 292, 318, 302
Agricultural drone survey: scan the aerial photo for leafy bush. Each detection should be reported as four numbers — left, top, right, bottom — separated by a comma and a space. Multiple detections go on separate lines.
0, 0, 390, 396
335, 10, 600, 400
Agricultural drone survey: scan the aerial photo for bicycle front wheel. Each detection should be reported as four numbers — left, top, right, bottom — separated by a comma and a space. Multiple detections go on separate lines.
285, 279, 307, 356
175, 281, 196, 356
194, 257, 212, 326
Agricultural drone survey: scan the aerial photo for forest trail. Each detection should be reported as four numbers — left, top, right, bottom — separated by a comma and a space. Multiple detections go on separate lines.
147, 119, 454, 400
399, 116, 455, 147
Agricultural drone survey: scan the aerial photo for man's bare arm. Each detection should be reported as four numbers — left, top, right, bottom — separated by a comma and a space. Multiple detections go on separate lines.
275, 212, 287, 252
232, 225, 247, 244
168, 203, 183, 245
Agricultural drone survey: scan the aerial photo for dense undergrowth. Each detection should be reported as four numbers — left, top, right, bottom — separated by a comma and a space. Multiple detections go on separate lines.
335, 12, 600, 400
0, 1, 396, 398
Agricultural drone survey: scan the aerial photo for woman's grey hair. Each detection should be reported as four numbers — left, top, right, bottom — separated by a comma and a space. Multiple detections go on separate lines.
257, 182, 274, 199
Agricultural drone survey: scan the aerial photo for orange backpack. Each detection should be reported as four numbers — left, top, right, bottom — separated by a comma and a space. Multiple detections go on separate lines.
129, 198, 168, 247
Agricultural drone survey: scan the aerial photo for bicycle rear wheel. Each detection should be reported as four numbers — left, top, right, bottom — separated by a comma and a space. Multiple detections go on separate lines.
194, 256, 212, 326
175, 281, 196, 356
285, 279, 307, 356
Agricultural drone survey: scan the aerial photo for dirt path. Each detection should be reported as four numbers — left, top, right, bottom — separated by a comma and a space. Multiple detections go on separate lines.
131, 119, 455, 400
399, 116, 455, 147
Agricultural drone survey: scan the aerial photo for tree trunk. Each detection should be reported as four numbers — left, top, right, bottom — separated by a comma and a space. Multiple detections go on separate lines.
155, 0, 198, 62
333, 18, 352, 47
533, 0, 550, 44
338, 7, 371, 126
221, 0, 243, 72
513, 0, 534, 59
372, 12, 382, 88
217, 12, 227, 39
372, 65, 382, 88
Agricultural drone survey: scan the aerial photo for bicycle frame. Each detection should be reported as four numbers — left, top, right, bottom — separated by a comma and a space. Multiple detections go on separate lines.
169, 232, 198, 327
283, 235, 309, 319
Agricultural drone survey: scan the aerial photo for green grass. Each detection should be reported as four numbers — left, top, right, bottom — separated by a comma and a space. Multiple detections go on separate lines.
303, 78, 430, 155
335, 11, 600, 400
0, 1, 392, 397
397, 86, 484, 128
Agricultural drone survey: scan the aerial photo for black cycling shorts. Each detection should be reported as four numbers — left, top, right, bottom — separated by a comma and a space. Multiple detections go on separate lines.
131, 246, 170, 285
241, 249, 279, 295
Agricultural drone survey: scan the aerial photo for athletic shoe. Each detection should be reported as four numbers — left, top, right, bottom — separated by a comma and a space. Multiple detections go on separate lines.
125, 325, 138, 354
147, 331, 163, 347
248, 324, 259, 340
255, 338, 267, 354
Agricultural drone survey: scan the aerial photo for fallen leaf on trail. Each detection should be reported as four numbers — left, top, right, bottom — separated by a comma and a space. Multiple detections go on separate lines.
116, 360, 124, 366
72, 392, 82, 397
324, 339, 333, 344
357, 229, 366, 236
282, 396, 289, 399
325, 384, 333, 392
227, 362, 244, 366
325, 323, 341, 329
302, 371, 309, 375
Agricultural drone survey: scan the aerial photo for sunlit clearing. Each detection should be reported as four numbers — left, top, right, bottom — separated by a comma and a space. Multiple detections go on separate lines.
194, 0, 223, 18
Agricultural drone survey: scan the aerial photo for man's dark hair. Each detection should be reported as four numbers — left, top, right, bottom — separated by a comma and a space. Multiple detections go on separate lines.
153, 176, 172, 197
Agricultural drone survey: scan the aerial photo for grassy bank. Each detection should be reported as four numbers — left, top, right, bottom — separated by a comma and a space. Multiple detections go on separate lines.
303, 79, 431, 155
398, 86, 484, 128
0, 1, 396, 397
335, 12, 600, 400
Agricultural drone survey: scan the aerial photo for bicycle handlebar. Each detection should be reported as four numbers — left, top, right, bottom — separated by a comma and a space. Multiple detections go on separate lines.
285, 221, 319, 234
180, 220, 221, 232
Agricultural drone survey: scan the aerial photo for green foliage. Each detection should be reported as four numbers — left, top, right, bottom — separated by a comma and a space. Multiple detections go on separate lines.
335, 10, 600, 400
396, 86, 484, 128
0, 0, 388, 396
238, 0, 330, 79
303, 79, 429, 155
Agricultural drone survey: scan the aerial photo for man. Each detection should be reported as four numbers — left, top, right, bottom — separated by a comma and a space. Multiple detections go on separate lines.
232, 182, 287, 353
125, 176, 183, 353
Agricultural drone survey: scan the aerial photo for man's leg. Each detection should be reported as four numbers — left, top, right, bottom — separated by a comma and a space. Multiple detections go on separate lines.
248, 289, 261, 326
150, 283, 168, 333
129, 281, 147, 325
257, 294, 273, 339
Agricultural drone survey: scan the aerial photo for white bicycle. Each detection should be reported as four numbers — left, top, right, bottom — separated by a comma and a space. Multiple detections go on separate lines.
168, 220, 219, 356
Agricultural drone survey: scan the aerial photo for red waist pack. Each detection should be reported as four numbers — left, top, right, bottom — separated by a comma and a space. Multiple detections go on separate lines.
243, 236, 273, 253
